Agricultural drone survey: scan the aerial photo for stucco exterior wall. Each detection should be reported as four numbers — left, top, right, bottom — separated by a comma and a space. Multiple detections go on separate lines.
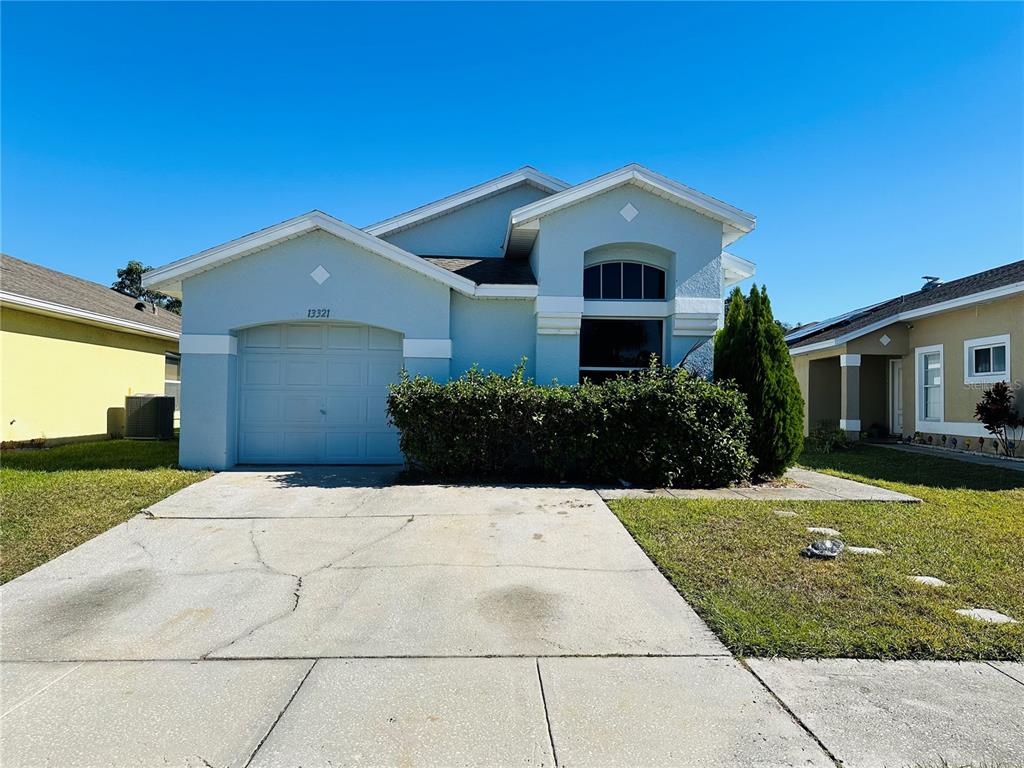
530, 185, 725, 382
178, 230, 454, 469
903, 294, 1022, 437
449, 293, 536, 378
380, 184, 551, 258
807, 356, 841, 430
532, 185, 723, 298
859, 354, 889, 433
0, 307, 176, 443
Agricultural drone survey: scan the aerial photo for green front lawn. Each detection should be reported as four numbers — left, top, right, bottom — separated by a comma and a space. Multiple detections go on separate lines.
1, 439, 210, 583
611, 445, 1024, 660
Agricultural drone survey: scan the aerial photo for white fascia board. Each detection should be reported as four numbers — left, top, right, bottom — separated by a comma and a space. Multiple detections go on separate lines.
788, 282, 1024, 356
505, 164, 756, 252
142, 211, 478, 298
364, 167, 571, 237
0, 291, 180, 340
722, 251, 756, 286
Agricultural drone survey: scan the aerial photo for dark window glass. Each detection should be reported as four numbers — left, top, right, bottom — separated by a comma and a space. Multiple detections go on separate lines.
579, 369, 627, 384
583, 266, 601, 299
643, 265, 666, 299
601, 262, 622, 299
580, 319, 663, 368
622, 263, 643, 299
164, 353, 181, 381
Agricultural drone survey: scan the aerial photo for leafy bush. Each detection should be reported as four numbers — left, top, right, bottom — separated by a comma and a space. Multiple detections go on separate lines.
714, 284, 804, 478
387, 363, 753, 488
806, 421, 848, 454
975, 381, 1023, 457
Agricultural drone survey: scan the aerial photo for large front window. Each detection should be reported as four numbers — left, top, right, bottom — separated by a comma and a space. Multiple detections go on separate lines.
580, 319, 663, 382
583, 262, 665, 300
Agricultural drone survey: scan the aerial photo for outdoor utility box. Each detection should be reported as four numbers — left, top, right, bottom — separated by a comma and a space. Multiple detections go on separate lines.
124, 395, 175, 440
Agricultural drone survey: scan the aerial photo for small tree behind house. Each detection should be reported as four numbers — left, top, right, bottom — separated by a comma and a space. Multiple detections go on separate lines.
112, 260, 182, 315
714, 284, 804, 477
975, 381, 1022, 457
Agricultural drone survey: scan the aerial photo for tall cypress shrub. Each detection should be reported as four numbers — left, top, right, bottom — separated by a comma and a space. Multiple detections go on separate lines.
714, 286, 747, 380
714, 284, 804, 477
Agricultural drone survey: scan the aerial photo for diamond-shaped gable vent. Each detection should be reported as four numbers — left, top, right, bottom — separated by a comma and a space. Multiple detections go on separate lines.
310, 265, 331, 285
880, 334, 891, 347
620, 203, 639, 222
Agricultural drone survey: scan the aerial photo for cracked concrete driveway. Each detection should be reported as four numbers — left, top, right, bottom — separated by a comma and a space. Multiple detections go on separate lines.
1, 467, 834, 767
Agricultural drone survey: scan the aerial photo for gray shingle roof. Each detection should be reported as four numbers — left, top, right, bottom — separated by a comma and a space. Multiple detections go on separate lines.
0, 254, 181, 335
788, 260, 1024, 349
421, 256, 536, 285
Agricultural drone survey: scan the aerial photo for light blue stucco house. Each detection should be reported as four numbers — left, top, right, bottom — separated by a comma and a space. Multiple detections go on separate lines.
144, 164, 756, 468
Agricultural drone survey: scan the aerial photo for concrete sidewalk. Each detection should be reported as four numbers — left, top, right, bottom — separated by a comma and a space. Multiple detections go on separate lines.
746, 659, 1024, 768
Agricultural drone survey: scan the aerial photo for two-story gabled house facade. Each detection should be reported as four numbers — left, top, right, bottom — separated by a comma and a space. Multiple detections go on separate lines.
144, 164, 756, 468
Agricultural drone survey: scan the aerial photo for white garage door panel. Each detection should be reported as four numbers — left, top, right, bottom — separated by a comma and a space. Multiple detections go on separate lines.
238, 323, 404, 464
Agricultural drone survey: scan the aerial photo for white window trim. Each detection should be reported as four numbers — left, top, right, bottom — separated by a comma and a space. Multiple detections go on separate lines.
963, 333, 1010, 385
914, 343, 944, 424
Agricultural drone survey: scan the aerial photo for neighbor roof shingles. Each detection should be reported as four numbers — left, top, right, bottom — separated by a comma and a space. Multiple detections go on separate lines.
788, 260, 1024, 349
421, 256, 536, 286
0, 254, 181, 335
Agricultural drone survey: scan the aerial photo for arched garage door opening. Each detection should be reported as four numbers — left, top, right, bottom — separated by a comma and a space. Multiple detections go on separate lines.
237, 322, 404, 464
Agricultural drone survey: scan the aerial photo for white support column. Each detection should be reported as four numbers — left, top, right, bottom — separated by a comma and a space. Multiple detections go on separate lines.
839, 354, 862, 437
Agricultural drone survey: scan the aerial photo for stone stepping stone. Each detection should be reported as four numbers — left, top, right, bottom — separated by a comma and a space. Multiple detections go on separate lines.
773, 510, 798, 518
807, 526, 841, 536
909, 575, 947, 587
955, 608, 1018, 624
847, 546, 884, 555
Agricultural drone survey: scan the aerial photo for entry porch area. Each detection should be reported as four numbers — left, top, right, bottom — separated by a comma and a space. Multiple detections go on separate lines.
798, 351, 905, 440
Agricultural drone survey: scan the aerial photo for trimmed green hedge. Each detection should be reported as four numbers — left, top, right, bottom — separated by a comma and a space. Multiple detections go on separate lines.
387, 365, 753, 488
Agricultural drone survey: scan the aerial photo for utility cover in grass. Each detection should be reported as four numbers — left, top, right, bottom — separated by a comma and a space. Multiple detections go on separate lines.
955, 608, 1017, 624
800, 539, 844, 559
847, 546, 884, 555
909, 576, 948, 587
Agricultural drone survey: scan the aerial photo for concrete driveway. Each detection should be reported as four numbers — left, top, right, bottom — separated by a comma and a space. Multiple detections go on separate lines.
0, 466, 834, 767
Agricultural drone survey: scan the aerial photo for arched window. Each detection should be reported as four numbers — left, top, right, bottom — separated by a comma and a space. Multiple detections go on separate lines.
583, 262, 665, 300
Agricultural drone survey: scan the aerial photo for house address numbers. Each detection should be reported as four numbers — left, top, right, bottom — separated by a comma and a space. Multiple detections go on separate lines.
307, 308, 331, 319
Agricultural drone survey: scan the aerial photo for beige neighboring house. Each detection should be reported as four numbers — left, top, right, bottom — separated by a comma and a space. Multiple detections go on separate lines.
786, 260, 1023, 449
1, 254, 181, 445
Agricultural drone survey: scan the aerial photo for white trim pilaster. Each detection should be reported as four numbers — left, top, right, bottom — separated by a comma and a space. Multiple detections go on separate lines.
402, 339, 452, 359
180, 334, 238, 355
536, 295, 583, 336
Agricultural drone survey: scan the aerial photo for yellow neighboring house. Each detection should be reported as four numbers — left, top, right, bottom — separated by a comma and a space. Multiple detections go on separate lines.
786, 260, 1023, 450
0, 254, 181, 445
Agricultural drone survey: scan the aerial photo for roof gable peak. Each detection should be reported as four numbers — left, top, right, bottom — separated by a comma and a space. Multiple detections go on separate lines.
364, 166, 570, 238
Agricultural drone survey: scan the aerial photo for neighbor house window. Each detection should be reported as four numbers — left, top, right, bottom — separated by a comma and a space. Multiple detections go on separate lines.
583, 262, 665, 300
579, 319, 663, 382
915, 345, 943, 422
964, 334, 1010, 384
164, 353, 181, 413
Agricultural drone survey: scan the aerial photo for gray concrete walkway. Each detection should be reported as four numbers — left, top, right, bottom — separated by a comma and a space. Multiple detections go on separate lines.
597, 466, 921, 502
2, 467, 1017, 767
877, 441, 1024, 472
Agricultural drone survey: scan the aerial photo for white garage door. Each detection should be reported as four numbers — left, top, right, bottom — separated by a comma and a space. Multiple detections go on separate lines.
237, 323, 404, 464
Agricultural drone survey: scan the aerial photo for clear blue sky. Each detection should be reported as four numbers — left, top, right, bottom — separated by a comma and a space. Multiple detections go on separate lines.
2, 1, 1021, 324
